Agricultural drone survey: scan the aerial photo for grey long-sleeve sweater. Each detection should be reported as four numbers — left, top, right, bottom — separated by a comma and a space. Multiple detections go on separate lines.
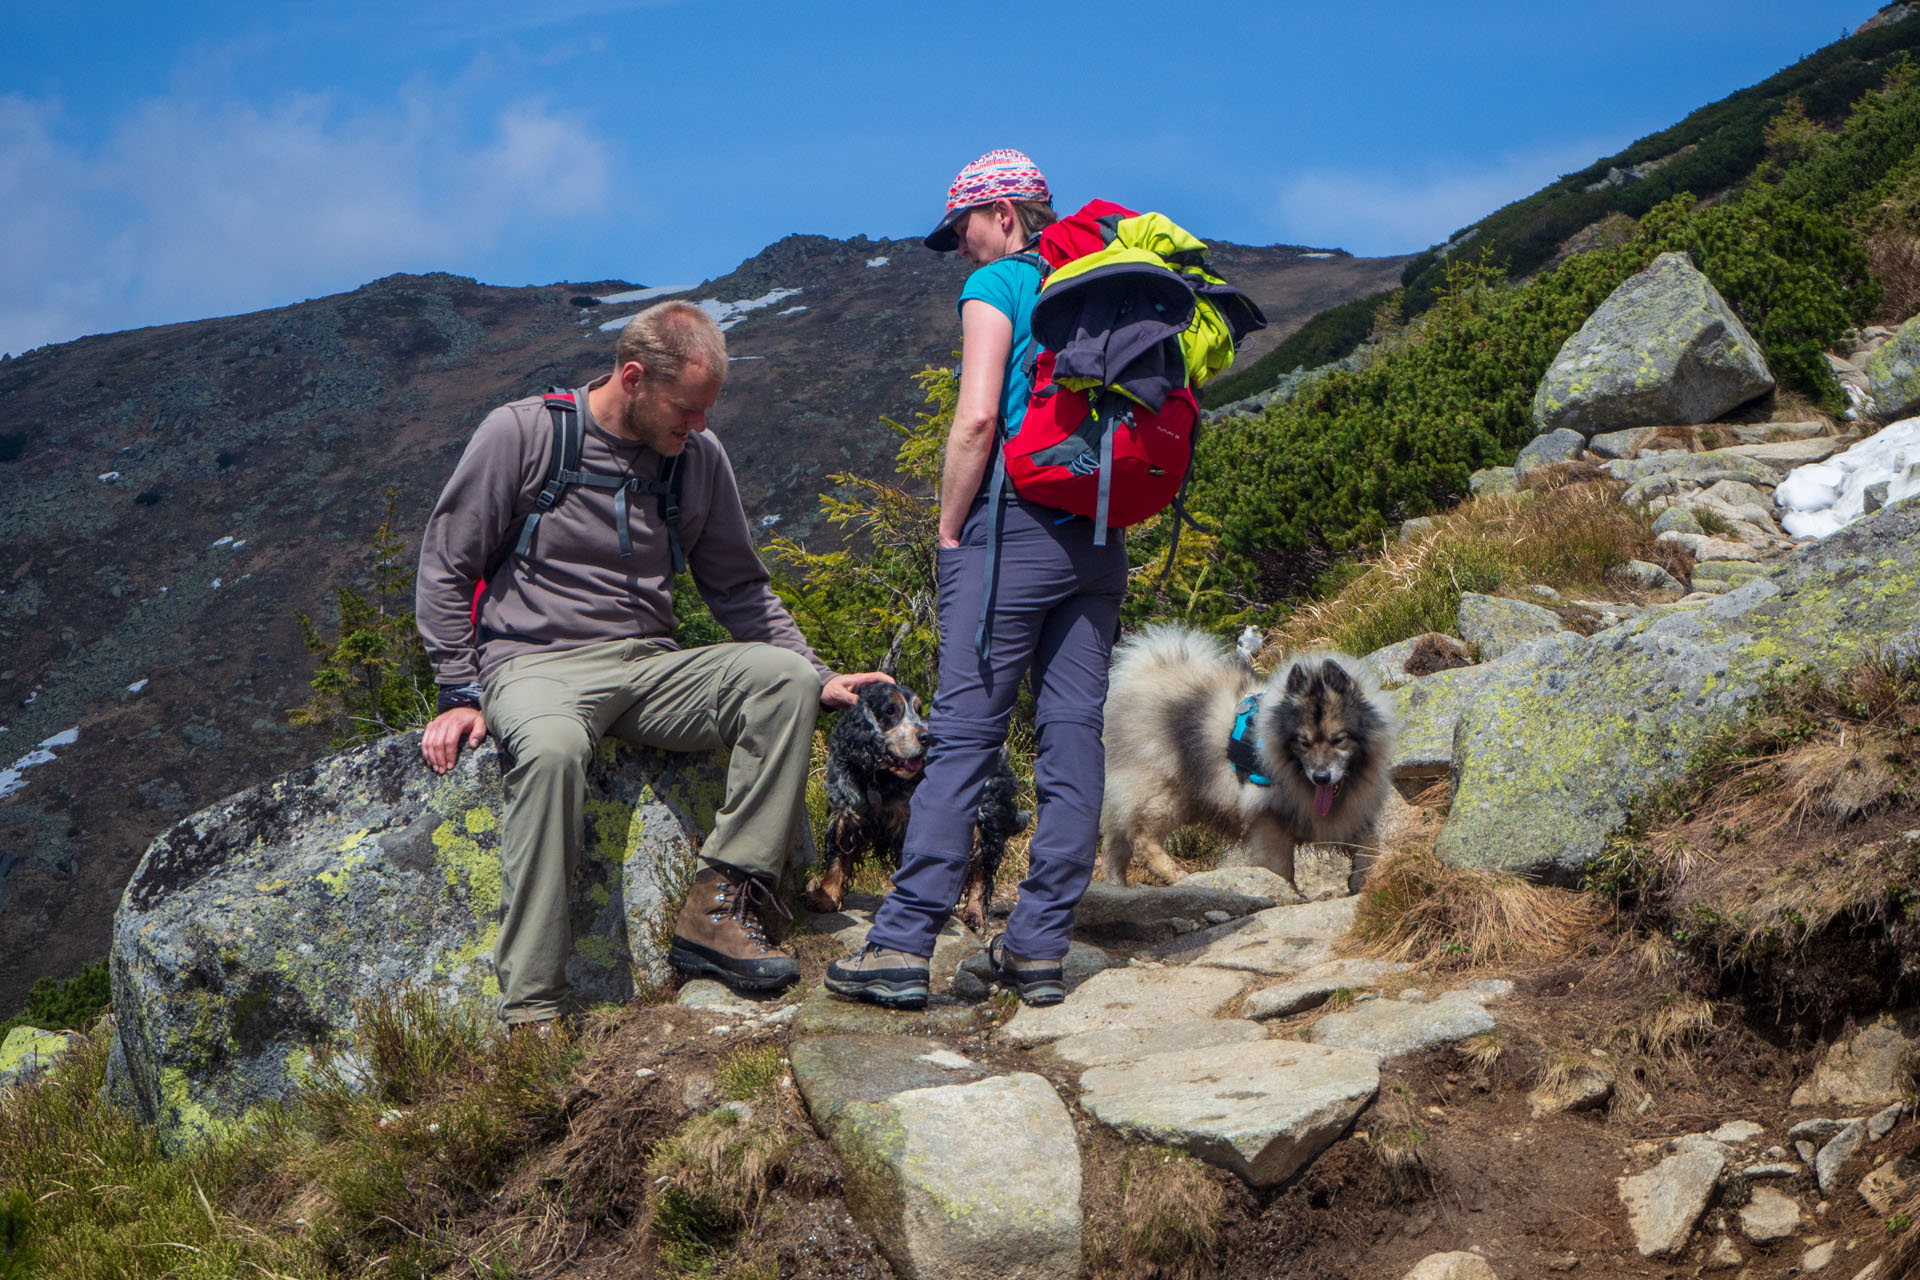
415, 384, 831, 689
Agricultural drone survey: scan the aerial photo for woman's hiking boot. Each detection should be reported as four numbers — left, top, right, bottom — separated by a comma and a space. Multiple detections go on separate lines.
824, 943, 931, 1010
988, 934, 1066, 1007
669, 864, 800, 993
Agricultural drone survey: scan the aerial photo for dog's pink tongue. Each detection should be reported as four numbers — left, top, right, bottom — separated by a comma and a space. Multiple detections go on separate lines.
1314, 783, 1337, 817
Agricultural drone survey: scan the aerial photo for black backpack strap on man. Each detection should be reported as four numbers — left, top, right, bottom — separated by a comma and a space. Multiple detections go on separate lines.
491, 388, 687, 579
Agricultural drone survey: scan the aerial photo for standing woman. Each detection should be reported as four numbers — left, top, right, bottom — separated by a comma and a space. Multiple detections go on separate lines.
828, 149, 1129, 1009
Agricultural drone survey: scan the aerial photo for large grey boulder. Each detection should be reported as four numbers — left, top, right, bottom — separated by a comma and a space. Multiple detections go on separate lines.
1865, 314, 1920, 422
110, 731, 806, 1142
1434, 498, 1920, 880
1077, 1039, 1380, 1186
1534, 251, 1774, 436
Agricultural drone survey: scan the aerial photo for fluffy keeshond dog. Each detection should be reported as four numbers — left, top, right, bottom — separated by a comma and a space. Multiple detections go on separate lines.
1098, 624, 1397, 895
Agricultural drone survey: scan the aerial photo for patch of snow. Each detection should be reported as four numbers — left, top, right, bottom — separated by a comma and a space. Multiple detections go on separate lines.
211, 536, 233, 548
0, 726, 78, 801
1300, 251, 1336, 259
22, 691, 36, 705
776, 305, 808, 315
98, 471, 120, 483
596, 284, 694, 306
728, 355, 766, 362
231, 540, 246, 549
600, 286, 802, 334
126, 679, 149, 694
760, 514, 781, 527
1777, 417, 1920, 538
866, 256, 890, 268
210, 578, 223, 589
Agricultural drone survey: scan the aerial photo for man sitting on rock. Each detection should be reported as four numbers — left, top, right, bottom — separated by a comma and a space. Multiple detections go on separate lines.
414, 299, 887, 1024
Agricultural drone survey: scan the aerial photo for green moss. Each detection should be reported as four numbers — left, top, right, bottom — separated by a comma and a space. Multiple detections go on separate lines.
589, 882, 611, 907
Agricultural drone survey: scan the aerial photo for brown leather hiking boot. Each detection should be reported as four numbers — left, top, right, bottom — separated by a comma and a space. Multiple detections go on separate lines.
669, 864, 800, 993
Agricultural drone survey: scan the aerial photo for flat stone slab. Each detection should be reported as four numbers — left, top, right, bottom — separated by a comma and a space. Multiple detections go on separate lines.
1308, 991, 1496, 1059
1043, 1018, 1268, 1070
1714, 436, 1856, 468
997, 965, 1251, 1048
1619, 1144, 1727, 1258
1403, 1254, 1501, 1280
1243, 959, 1408, 1020
1073, 875, 1293, 942
1161, 897, 1359, 976
815, 1068, 1083, 1280
1740, 1185, 1801, 1244
793, 984, 989, 1038
791, 1033, 995, 1130
1817, 1120, 1867, 1195
1077, 1039, 1381, 1187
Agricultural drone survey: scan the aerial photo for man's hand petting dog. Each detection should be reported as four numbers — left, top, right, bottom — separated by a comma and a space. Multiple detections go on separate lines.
822, 670, 894, 709
421, 706, 488, 774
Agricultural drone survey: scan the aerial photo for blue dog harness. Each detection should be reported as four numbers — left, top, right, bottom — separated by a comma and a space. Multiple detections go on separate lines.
1227, 693, 1272, 787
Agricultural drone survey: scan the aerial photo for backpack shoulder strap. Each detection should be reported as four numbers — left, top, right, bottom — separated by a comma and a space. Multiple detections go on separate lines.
657, 454, 687, 575
490, 389, 580, 578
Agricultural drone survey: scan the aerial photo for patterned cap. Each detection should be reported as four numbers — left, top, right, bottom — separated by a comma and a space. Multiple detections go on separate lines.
924, 148, 1050, 251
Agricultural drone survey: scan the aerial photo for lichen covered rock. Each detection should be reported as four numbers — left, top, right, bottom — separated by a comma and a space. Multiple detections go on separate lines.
1435, 498, 1920, 880
1533, 252, 1774, 436
0, 1025, 79, 1088
111, 730, 801, 1142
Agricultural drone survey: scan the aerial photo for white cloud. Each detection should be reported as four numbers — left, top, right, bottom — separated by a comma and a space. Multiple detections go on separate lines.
0, 84, 611, 356
1273, 141, 1616, 257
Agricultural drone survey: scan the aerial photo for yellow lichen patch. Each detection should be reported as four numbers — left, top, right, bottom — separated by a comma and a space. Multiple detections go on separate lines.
0, 1026, 67, 1074
590, 882, 612, 907
585, 798, 646, 867
465, 808, 498, 834
159, 1066, 222, 1140
576, 933, 620, 970
254, 877, 291, 895
315, 851, 367, 897
439, 923, 502, 999
433, 819, 502, 916
339, 828, 371, 851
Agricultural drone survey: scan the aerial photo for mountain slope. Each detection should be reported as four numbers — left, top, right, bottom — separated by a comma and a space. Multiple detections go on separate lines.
0, 233, 1406, 1008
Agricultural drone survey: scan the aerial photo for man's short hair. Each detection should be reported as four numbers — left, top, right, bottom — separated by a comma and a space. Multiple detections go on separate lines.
615, 300, 727, 384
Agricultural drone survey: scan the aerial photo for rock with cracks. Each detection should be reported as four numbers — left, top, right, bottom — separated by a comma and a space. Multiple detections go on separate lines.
1077, 1039, 1380, 1186
1308, 991, 1497, 1059
1532, 251, 1774, 436
808, 1066, 1082, 1280
108, 730, 808, 1144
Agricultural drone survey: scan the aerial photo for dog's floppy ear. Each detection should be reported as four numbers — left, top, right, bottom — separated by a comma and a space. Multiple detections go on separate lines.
1285, 661, 1313, 696
1320, 659, 1354, 695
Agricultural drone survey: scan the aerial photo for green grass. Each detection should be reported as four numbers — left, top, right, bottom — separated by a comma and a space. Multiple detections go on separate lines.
0, 985, 583, 1280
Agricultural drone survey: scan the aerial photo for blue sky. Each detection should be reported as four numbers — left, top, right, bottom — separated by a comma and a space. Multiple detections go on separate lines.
0, 0, 1882, 357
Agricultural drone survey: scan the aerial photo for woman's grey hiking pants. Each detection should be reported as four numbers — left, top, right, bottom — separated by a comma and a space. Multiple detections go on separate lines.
481, 638, 820, 1024
866, 495, 1127, 962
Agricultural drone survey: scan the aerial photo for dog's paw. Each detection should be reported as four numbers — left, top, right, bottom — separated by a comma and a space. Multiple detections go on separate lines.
803, 885, 846, 915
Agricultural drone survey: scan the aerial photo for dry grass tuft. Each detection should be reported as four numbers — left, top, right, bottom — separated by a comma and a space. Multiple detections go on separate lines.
1349, 850, 1612, 970
1114, 1146, 1227, 1280
1460, 1028, 1505, 1073
1279, 480, 1660, 656
1367, 1083, 1432, 1195
1597, 654, 1920, 1030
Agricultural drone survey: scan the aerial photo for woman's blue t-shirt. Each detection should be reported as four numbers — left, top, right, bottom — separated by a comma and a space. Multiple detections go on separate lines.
958, 254, 1043, 438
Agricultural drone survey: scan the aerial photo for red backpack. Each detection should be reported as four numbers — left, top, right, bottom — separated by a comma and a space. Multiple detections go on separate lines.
971, 200, 1264, 653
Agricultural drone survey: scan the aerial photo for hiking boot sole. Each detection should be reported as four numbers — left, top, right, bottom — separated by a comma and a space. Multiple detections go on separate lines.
822, 973, 930, 1010
668, 943, 799, 993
